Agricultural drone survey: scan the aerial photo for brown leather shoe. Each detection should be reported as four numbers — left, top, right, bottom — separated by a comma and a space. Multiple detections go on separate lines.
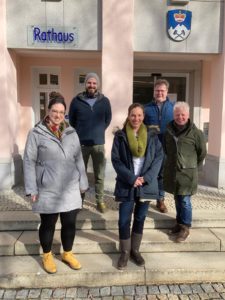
168, 223, 181, 235
156, 199, 168, 213
175, 225, 190, 243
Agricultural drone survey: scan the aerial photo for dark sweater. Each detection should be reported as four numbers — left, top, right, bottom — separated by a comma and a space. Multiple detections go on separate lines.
69, 91, 112, 146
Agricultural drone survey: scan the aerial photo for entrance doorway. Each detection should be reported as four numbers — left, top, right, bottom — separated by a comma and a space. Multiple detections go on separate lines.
133, 73, 189, 105
32, 67, 60, 124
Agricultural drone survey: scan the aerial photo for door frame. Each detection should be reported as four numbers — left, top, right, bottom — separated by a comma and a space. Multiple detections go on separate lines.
133, 72, 189, 103
32, 67, 61, 125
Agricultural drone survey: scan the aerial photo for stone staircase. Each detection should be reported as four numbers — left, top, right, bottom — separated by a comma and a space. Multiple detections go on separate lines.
1, 199, 225, 289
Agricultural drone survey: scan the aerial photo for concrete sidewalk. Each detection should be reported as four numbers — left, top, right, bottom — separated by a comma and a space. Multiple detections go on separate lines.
1, 184, 225, 292
1, 184, 225, 212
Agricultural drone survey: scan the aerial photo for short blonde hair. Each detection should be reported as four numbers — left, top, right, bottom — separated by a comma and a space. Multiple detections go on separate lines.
174, 101, 190, 113
154, 79, 169, 90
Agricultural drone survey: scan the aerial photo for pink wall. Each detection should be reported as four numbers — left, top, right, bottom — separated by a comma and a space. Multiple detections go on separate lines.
200, 60, 211, 137
102, 0, 134, 156
207, 54, 225, 157
17, 55, 100, 151
0, 1, 18, 159
201, 61, 211, 109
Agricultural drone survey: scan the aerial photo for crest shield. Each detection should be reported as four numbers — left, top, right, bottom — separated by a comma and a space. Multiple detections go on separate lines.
167, 9, 192, 42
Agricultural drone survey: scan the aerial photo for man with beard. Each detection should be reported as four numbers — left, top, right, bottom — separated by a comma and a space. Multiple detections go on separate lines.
69, 73, 112, 213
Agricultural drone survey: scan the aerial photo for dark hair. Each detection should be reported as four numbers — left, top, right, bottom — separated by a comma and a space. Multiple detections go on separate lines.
48, 91, 66, 111
124, 102, 145, 126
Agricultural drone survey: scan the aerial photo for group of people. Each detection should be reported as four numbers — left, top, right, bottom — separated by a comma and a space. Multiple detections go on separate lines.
23, 73, 207, 274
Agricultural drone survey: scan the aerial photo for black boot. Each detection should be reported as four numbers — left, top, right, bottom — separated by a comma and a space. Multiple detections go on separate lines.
117, 239, 131, 270
130, 232, 145, 266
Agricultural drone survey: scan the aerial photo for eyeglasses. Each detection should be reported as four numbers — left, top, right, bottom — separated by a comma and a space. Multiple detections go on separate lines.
154, 89, 167, 93
51, 110, 65, 115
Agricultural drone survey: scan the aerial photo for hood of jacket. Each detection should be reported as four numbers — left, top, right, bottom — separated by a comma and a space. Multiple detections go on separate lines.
33, 120, 75, 139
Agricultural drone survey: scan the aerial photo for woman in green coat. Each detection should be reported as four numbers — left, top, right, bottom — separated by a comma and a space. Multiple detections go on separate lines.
163, 102, 207, 242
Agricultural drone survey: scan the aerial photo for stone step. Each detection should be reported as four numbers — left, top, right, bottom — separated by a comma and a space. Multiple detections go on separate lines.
2, 209, 225, 231
1, 252, 225, 289
0, 228, 224, 256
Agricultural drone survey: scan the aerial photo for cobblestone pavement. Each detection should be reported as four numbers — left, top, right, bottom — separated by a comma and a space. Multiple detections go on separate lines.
1, 283, 225, 299
1, 184, 225, 212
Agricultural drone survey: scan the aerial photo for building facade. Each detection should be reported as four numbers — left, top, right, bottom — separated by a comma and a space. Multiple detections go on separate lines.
1, 0, 225, 190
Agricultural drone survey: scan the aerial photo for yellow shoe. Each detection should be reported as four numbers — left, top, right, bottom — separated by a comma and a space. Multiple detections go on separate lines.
96, 202, 106, 213
42, 251, 57, 274
61, 251, 82, 270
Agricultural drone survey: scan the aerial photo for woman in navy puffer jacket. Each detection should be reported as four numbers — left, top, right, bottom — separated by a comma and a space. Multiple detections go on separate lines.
111, 103, 163, 270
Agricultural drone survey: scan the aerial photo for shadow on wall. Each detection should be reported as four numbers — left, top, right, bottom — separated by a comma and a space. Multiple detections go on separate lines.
12, 143, 24, 187
0, 144, 23, 190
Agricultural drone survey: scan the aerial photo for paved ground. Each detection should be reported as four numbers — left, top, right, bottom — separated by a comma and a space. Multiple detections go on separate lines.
1, 283, 225, 299
1, 184, 225, 212
1, 184, 225, 299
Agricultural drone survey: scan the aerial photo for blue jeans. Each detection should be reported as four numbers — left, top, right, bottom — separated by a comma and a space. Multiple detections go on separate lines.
174, 195, 192, 227
157, 156, 165, 201
118, 199, 150, 240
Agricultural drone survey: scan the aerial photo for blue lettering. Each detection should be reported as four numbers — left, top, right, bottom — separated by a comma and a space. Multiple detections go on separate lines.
47, 30, 52, 41
69, 33, 74, 42
41, 32, 47, 41
63, 33, 69, 42
32, 26, 76, 44
51, 28, 57, 42
33, 27, 41, 41
57, 32, 63, 42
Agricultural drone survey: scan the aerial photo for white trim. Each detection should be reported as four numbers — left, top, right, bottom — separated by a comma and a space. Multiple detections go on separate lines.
31, 67, 61, 125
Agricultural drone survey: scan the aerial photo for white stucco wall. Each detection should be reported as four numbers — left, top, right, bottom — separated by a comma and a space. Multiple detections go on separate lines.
134, 0, 224, 53
6, 0, 100, 50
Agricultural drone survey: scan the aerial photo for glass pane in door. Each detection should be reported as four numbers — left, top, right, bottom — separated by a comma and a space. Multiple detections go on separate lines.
50, 74, 59, 85
39, 74, 48, 85
133, 76, 154, 105
158, 76, 186, 102
40, 92, 47, 120
133, 75, 187, 104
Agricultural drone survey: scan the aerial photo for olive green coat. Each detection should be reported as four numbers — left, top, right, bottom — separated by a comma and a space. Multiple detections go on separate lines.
163, 120, 207, 195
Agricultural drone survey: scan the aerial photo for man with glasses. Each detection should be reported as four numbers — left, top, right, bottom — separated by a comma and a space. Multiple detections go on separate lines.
144, 79, 174, 213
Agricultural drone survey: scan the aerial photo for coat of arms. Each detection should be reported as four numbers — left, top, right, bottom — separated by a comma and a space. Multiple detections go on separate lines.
167, 9, 192, 42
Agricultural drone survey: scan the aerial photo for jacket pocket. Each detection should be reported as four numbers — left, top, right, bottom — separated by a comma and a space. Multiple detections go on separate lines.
114, 181, 130, 197
36, 166, 45, 186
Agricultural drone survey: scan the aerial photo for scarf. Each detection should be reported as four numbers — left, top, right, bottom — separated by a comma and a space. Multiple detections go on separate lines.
125, 122, 147, 157
44, 116, 67, 140
172, 119, 190, 137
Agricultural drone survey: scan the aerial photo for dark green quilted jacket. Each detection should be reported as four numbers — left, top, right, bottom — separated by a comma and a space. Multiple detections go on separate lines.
163, 120, 207, 195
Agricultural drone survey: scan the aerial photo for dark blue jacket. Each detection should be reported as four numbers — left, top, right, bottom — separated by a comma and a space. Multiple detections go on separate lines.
111, 127, 163, 202
144, 98, 174, 142
69, 92, 112, 146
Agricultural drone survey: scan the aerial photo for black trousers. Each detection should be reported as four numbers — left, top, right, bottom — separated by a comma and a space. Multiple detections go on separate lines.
39, 209, 79, 253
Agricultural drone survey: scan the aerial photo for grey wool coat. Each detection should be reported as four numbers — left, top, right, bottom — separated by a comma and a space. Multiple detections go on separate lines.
23, 121, 89, 213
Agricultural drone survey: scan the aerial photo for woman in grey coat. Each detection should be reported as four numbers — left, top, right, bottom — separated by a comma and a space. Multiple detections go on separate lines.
23, 92, 88, 274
